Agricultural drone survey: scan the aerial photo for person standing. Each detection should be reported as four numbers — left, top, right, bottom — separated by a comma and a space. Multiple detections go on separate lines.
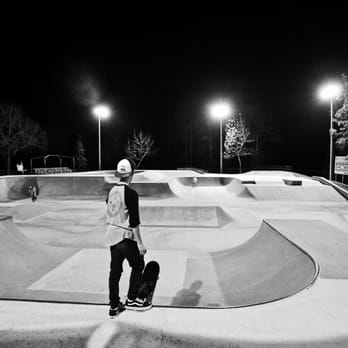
106, 158, 151, 318
28, 185, 38, 202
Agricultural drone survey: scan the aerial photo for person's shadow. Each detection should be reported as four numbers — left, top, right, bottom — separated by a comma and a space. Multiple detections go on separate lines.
170, 281, 203, 307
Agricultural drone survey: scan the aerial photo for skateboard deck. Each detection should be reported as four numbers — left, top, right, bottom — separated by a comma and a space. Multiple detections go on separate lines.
137, 260, 160, 304
109, 261, 159, 318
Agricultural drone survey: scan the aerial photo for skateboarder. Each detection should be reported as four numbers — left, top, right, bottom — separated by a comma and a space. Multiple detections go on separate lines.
105, 158, 152, 318
28, 185, 38, 202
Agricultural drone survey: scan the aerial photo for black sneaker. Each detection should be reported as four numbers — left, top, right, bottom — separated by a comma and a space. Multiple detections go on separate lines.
109, 302, 125, 318
125, 298, 152, 311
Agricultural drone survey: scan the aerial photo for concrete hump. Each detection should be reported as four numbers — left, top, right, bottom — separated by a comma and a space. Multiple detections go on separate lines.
168, 177, 253, 200
140, 206, 230, 227
132, 171, 166, 181
177, 220, 319, 307
225, 179, 253, 197
130, 182, 175, 198
177, 177, 233, 187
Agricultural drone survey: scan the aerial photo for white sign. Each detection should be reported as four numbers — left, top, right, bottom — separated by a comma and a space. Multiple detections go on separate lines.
335, 156, 348, 175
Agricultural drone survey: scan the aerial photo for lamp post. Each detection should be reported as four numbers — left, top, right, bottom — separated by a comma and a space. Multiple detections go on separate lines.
92, 104, 111, 170
318, 82, 342, 180
208, 100, 232, 173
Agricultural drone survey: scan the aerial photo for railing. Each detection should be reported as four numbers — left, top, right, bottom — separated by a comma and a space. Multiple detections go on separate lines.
312, 176, 348, 200
33, 167, 72, 174
0, 167, 73, 176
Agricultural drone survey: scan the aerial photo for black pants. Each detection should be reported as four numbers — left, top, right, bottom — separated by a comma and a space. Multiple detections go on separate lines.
109, 239, 144, 308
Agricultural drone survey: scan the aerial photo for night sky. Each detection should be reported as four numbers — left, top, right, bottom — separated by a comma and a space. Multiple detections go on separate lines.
1, 13, 348, 175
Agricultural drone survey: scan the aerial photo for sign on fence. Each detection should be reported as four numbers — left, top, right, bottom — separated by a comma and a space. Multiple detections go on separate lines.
34, 167, 72, 174
335, 156, 348, 175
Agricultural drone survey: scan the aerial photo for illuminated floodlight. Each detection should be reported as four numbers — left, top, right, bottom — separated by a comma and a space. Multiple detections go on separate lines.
207, 99, 233, 173
92, 103, 112, 170
318, 82, 342, 101
209, 101, 232, 120
92, 104, 111, 119
317, 80, 343, 182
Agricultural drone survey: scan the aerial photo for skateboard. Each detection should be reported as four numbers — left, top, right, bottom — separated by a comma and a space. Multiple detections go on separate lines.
137, 260, 160, 304
109, 261, 159, 318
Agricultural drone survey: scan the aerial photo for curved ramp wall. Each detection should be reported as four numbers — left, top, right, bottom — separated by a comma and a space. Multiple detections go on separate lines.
176, 177, 233, 186
0, 176, 176, 201
0, 216, 318, 308
130, 182, 174, 198
3, 175, 343, 202
0, 176, 109, 201
0, 216, 76, 296
168, 177, 347, 202
173, 220, 319, 307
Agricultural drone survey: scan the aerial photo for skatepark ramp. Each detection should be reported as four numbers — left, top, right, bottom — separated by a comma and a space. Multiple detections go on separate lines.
171, 220, 319, 307
0, 216, 77, 300
168, 177, 253, 200
0, 175, 109, 201
2, 173, 344, 202
176, 177, 234, 186
130, 182, 174, 198
245, 184, 347, 201
0, 216, 318, 308
313, 176, 348, 200
167, 176, 346, 201
140, 206, 230, 227
131, 177, 237, 199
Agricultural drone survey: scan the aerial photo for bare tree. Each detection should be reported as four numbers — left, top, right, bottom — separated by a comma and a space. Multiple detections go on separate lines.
224, 113, 251, 173
74, 133, 88, 171
125, 130, 155, 169
0, 102, 47, 173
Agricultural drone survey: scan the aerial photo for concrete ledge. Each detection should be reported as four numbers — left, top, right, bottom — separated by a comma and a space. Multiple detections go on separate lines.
2, 293, 348, 348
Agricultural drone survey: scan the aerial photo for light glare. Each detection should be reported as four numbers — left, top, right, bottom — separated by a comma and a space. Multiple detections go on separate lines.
318, 82, 342, 101
93, 104, 111, 119
209, 101, 232, 119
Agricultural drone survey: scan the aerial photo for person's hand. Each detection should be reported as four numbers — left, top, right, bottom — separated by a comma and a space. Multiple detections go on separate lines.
138, 243, 147, 255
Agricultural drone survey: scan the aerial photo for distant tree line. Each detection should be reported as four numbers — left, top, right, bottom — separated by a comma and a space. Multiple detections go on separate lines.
333, 73, 348, 155
0, 101, 90, 173
0, 102, 47, 173
0, 101, 157, 173
0, 99, 288, 175
7, 78, 348, 175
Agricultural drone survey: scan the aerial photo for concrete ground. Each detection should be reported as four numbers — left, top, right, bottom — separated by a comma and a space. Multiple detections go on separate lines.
0, 170, 348, 347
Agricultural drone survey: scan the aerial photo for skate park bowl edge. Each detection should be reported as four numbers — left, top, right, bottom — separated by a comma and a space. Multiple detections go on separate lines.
0, 170, 347, 309
0, 215, 319, 308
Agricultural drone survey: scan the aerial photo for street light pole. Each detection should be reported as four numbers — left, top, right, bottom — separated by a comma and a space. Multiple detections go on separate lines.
318, 82, 342, 181
208, 100, 232, 174
98, 115, 102, 171
219, 118, 223, 173
329, 97, 334, 181
92, 104, 111, 171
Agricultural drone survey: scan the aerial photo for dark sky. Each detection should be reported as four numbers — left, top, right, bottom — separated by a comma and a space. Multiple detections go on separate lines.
1, 12, 348, 175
